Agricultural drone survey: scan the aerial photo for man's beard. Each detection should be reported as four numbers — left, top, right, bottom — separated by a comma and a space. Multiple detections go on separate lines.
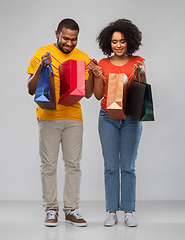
57, 38, 72, 54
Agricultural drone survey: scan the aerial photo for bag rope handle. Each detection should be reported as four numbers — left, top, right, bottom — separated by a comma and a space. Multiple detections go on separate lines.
45, 53, 53, 74
90, 66, 139, 84
128, 66, 145, 85
85, 59, 95, 70
93, 67, 107, 82
49, 52, 131, 81
95, 66, 139, 84
49, 53, 96, 71
48, 53, 61, 70
128, 66, 139, 84
138, 66, 146, 83
48, 53, 144, 84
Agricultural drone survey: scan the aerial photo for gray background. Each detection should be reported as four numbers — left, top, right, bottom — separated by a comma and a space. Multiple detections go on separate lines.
0, 0, 185, 202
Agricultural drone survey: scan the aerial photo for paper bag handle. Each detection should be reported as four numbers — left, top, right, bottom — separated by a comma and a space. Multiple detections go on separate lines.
128, 66, 146, 85
45, 53, 53, 75
133, 66, 146, 85
49, 53, 97, 72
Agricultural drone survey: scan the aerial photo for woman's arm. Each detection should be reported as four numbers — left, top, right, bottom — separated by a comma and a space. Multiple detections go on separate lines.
136, 60, 147, 83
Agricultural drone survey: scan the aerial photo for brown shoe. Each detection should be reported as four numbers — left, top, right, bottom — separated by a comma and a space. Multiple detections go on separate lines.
45, 209, 58, 227
65, 209, 87, 227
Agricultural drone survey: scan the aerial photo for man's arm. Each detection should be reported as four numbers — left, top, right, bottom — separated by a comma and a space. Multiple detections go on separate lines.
85, 70, 94, 98
27, 52, 49, 95
93, 74, 104, 100
85, 60, 101, 98
91, 62, 104, 100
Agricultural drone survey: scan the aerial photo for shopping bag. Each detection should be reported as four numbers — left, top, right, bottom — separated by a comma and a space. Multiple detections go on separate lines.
58, 59, 85, 106
125, 68, 154, 121
106, 73, 128, 120
34, 53, 56, 109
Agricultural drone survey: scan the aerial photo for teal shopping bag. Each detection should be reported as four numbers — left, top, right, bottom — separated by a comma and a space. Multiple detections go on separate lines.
125, 67, 154, 121
140, 83, 154, 121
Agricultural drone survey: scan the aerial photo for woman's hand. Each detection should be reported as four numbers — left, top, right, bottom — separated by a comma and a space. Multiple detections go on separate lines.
87, 59, 102, 78
87, 59, 97, 71
134, 61, 146, 75
134, 61, 147, 83
93, 66, 103, 78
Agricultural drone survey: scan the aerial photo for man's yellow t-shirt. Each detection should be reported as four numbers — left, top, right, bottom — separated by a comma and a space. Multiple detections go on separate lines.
27, 44, 90, 122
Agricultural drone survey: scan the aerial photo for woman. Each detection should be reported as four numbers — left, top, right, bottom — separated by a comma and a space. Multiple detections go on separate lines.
92, 19, 146, 227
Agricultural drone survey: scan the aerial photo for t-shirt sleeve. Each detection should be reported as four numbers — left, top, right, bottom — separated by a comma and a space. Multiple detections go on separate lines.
27, 50, 41, 75
98, 58, 108, 79
98, 59, 104, 68
137, 56, 145, 63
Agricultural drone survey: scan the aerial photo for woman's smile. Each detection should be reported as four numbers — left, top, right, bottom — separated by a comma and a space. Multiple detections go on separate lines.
111, 32, 127, 57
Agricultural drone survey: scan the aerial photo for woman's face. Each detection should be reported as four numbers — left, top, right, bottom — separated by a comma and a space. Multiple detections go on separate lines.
111, 31, 127, 57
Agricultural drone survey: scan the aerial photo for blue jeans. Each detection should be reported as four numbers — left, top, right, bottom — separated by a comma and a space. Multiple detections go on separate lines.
98, 108, 142, 212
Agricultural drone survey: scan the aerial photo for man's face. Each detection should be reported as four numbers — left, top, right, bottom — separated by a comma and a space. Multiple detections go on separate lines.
55, 27, 78, 54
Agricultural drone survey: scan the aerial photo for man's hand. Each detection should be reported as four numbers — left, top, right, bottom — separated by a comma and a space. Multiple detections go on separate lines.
40, 52, 52, 66
27, 52, 52, 95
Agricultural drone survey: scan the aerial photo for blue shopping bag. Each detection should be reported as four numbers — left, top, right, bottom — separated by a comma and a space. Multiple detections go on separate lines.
34, 53, 56, 109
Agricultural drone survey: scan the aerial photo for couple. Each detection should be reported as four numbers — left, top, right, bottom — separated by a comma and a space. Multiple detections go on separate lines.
27, 18, 146, 228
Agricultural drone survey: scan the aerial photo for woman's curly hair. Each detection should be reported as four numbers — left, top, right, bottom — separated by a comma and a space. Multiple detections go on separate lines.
96, 19, 142, 56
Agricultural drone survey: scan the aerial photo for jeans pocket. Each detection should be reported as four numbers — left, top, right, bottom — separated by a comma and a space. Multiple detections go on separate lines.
99, 108, 109, 118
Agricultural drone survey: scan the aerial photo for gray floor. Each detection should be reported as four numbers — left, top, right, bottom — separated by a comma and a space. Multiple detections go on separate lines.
0, 201, 185, 240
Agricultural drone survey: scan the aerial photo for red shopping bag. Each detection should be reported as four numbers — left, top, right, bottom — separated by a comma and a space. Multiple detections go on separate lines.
58, 59, 85, 106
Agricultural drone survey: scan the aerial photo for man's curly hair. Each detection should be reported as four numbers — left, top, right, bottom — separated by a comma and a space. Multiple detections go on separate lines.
96, 19, 142, 56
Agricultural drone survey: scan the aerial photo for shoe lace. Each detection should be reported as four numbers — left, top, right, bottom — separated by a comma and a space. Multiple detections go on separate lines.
47, 210, 57, 220
67, 209, 83, 219
107, 212, 116, 220
125, 213, 136, 221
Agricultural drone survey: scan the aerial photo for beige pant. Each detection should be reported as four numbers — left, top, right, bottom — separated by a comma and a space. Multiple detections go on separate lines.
37, 119, 83, 213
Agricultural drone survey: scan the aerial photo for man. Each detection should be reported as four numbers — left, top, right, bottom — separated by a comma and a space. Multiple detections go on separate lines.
27, 18, 94, 227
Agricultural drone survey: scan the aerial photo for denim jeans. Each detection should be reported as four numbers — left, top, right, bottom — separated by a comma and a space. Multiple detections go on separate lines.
98, 108, 142, 212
